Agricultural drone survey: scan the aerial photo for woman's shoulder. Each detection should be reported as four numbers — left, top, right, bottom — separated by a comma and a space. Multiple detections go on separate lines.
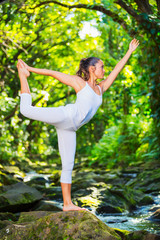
72, 76, 86, 92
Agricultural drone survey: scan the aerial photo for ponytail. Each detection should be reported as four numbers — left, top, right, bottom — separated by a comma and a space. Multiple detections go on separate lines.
76, 57, 100, 81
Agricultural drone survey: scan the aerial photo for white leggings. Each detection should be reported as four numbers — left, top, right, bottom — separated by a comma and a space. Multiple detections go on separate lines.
20, 93, 76, 184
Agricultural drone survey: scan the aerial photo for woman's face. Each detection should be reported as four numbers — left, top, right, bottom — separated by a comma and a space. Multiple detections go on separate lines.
94, 60, 105, 79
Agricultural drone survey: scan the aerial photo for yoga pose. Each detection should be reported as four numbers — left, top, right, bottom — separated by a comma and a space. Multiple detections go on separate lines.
17, 38, 139, 211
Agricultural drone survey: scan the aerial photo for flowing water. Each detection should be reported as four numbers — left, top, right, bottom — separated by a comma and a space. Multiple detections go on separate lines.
94, 194, 160, 235
23, 171, 160, 235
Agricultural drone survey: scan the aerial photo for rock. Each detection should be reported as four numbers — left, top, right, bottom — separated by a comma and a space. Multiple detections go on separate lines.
0, 210, 160, 240
0, 172, 20, 186
17, 211, 55, 223
108, 219, 128, 224
107, 186, 154, 210
44, 186, 63, 201
26, 176, 49, 186
148, 208, 160, 222
0, 220, 13, 230
0, 212, 17, 221
73, 188, 93, 197
127, 230, 160, 240
96, 204, 123, 214
0, 182, 43, 212
31, 200, 63, 212
137, 195, 154, 205
3, 166, 25, 178
114, 229, 160, 240
0, 210, 122, 240
131, 169, 160, 194
48, 171, 61, 184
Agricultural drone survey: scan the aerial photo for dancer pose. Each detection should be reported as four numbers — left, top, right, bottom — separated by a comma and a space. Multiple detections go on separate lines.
17, 38, 139, 211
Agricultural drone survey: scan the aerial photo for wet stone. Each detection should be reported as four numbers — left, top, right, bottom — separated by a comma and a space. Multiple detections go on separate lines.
0, 182, 43, 213
96, 204, 123, 214
31, 200, 63, 212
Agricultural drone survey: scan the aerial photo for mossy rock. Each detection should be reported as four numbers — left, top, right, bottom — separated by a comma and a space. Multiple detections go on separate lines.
18, 211, 54, 223
125, 230, 160, 240
137, 195, 154, 205
0, 220, 13, 230
131, 169, 160, 193
0, 182, 43, 212
114, 228, 160, 240
0, 212, 17, 221
96, 204, 123, 214
0, 210, 122, 240
3, 166, 25, 178
108, 186, 154, 210
0, 173, 19, 186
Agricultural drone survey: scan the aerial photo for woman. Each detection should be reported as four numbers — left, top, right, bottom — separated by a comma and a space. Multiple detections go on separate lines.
17, 38, 139, 211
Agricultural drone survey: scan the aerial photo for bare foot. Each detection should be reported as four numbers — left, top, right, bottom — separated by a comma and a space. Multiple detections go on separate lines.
63, 203, 89, 212
17, 60, 30, 78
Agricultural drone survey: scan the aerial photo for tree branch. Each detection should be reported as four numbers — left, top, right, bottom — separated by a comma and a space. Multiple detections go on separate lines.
114, 0, 142, 21
134, 0, 153, 14
30, 1, 136, 35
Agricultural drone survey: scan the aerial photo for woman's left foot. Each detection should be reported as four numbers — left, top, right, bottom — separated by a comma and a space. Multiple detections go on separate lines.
63, 203, 89, 212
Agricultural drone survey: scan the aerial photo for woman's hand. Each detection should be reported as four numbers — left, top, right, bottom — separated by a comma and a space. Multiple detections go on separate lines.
129, 38, 139, 52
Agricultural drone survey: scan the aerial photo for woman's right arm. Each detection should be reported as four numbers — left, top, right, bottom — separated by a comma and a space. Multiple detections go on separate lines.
18, 59, 81, 88
30, 67, 81, 88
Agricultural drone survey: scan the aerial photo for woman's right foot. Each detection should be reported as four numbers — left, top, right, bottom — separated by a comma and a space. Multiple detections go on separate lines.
17, 60, 30, 78
63, 203, 89, 212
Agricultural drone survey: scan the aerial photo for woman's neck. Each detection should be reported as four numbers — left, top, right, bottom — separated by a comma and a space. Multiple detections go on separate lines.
87, 76, 97, 86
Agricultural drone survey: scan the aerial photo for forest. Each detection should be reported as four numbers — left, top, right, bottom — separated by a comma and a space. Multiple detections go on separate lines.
0, 0, 160, 238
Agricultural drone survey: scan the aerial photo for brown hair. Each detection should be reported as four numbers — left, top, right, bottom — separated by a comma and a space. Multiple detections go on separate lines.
76, 57, 100, 81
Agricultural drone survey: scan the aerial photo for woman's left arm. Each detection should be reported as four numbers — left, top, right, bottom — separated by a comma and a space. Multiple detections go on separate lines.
99, 38, 139, 93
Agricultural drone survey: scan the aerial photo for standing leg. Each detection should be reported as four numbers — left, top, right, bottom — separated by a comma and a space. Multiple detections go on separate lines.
56, 128, 88, 211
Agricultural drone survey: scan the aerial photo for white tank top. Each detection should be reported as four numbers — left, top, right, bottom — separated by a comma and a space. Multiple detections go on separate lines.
64, 82, 103, 131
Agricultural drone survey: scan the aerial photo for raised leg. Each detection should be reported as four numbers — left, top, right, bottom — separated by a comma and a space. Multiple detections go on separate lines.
17, 59, 30, 94
19, 93, 67, 125
17, 62, 67, 125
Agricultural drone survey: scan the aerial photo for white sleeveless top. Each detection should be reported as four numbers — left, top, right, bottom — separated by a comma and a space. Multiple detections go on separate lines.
63, 82, 103, 131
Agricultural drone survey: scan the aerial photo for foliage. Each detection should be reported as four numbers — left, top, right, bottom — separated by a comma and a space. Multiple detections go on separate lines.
87, 115, 158, 169
0, 0, 159, 171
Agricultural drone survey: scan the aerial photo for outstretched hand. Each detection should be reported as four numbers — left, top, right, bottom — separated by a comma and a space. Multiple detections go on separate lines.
129, 38, 139, 52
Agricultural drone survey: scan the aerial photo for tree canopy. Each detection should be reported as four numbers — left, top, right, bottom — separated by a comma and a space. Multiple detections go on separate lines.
0, 0, 159, 170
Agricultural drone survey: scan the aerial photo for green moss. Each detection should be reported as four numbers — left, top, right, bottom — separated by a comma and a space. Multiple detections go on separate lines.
114, 228, 130, 239
18, 211, 54, 224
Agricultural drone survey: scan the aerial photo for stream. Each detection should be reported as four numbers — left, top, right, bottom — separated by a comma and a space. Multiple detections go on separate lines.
96, 194, 160, 235
23, 171, 160, 235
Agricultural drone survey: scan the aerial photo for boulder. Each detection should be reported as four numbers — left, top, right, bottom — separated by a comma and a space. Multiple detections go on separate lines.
0, 210, 122, 240
17, 211, 55, 223
0, 210, 160, 240
0, 182, 43, 212
31, 200, 62, 212
0, 212, 17, 221
96, 204, 123, 214
114, 229, 160, 240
